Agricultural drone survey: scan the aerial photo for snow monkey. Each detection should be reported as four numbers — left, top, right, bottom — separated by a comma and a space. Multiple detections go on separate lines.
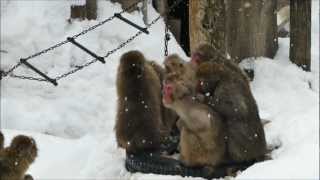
115, 50, 178, 155
196, 62, 268, 163
162, 74, 226, 169
191, 43, 249, 81
0, 135, 38, 180
163, 54, 198, 94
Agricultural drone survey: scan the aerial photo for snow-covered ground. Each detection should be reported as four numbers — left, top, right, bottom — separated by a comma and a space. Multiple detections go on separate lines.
1, 0, 319, 179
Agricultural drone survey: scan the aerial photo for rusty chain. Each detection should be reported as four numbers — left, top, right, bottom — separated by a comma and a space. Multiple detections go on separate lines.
1, 0, 183, 84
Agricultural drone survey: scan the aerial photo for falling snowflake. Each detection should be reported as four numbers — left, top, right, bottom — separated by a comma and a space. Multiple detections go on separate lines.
244, 2, 251, 8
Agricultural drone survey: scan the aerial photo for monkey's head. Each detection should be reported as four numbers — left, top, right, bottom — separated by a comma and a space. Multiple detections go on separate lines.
191, 44, 215, 66
10, 135, 38, 163
164, 54, 186, 75
162, 74, 191, 107
120, 50, 146, 75
0, 131, 4, 149
196, 62, 223, 94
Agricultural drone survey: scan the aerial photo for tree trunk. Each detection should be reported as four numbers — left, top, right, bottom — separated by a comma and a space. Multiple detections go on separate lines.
189, 0, 226, 55
290, 0, 311, 71
70, 0, 97, 21
70, 0, 86, 20
226, 0, 278, 63
86, 0, 97, 20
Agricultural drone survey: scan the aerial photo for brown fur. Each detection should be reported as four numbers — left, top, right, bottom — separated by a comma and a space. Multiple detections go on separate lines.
148, 60, 178, 137
0, 135, 37, 180
192, 43, 249, 81
115, 50, 177, 154
164, 54, 198, 94
196, 62, 267, 162
163, 76, 226, 168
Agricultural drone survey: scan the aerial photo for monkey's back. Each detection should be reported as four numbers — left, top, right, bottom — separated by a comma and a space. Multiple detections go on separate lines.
115, 51, 162, 154
212, 69, 267, 162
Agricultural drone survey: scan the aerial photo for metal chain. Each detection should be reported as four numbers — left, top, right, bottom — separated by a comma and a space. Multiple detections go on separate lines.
9, 74, 47, 82
1, 0, 182, 84
55, 59, 99, 80
164, 23, 170, 56
0, 0, 144, 80
164, 0, 184, 56
55, 15, 162, 81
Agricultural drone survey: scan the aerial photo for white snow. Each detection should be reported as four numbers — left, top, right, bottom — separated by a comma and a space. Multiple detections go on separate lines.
1, 0, 319, 179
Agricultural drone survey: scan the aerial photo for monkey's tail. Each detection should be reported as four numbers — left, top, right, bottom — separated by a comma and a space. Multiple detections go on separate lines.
125, 153, 228, 179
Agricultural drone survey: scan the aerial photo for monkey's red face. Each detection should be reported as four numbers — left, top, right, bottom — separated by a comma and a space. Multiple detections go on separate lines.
163, 83, 174, 105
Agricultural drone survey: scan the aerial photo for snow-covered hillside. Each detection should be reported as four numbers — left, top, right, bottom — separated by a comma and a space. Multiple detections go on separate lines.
1, 0, 319, 179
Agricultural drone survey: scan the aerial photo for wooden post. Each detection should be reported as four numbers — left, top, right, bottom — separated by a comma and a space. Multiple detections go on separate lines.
225, 0, 278, 63
70, 0, 87, 20
290, 0, 311, 71
189, 0, 226, 55
86, 0, 97, 20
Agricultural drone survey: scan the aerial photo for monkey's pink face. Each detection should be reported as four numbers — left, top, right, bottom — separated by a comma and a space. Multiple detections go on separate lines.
163, 83, 174, 105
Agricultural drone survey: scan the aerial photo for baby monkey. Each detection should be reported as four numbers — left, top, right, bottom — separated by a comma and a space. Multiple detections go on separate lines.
0, 134, 38, 180
162, 75, 226, 169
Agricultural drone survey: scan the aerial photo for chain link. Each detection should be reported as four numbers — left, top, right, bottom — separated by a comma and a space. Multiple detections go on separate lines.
164, 23, 170, 57
1, 0, 182, 84
55, 15, 162, 81
163, 0, 184, 56
9, 74, 47, 82
0, 0, 144, 80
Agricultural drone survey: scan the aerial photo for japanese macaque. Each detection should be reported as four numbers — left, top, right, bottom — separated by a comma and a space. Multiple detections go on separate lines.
115, 50, 178, 154
196, 62, 267, 162
191, 43, 249, 81
162, 75, 226, 169
163, 54, 197, 93
0, 135, 38, 180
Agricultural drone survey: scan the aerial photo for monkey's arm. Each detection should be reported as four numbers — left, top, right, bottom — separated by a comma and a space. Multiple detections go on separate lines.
174, 98, 212, 132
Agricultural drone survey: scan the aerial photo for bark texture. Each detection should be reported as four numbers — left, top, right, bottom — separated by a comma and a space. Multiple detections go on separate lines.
225, 0, 278, 63
189, 0, 226, 55
290, 0, 311, 71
